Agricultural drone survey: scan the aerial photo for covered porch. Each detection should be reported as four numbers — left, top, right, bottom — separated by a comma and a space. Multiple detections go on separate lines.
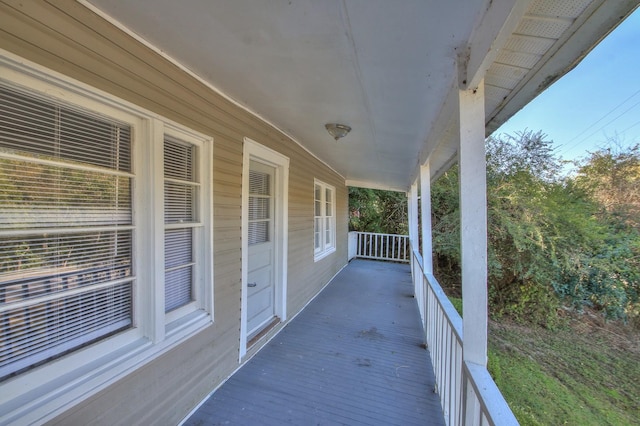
185, 259, 445, 425
1, 1, 637, 425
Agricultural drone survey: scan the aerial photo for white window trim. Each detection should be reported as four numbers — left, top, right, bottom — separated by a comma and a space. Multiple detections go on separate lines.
0, 51, 214, 425
157, 123, 214, 339
313, 179, 336, 262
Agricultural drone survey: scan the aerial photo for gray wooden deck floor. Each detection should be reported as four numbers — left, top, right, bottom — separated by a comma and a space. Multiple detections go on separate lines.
185, 259, 445, 426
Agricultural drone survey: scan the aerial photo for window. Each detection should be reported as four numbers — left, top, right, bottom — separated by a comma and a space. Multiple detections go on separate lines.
314, 179, 336, 260
160, 128, 211, 329
0, 56, 213, 420
164, 136, 199, 313
248, 163, 273, 245
0, 84, 135, 380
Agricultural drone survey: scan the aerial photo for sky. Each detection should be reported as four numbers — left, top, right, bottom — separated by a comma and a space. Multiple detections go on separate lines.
494, 6, 640, 168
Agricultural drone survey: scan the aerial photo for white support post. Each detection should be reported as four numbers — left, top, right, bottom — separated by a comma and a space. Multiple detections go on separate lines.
420, 163, 433, 275
408, 181, 419, 252
406, 191, 411, 243
458, 79, 488, 368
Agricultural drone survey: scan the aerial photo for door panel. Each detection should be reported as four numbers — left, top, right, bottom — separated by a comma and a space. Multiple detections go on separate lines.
247, 160, 276, 336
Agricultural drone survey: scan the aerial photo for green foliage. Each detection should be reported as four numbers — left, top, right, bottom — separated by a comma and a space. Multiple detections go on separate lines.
448, 296, 463, 316
574, 143, 640, 228
431, 131, 640, 325
348, 187, 408, 235
567, 143, 640, 320
0, 157, 128, 274
348, 131, 639, 325
430, 168, 463, 295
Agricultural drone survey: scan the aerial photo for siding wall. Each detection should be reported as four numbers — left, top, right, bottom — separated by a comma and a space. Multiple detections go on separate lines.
0, 1, 348, 424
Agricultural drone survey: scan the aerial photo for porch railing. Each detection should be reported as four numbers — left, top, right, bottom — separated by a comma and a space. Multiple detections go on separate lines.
410, 248, 518, 426
348, 231, 409, 263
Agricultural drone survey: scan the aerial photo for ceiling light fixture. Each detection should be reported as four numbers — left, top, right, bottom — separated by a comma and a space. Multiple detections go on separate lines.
325, 123, 351, 141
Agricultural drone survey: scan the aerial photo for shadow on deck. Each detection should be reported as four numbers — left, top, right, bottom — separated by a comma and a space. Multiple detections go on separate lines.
185, 259, 445, 425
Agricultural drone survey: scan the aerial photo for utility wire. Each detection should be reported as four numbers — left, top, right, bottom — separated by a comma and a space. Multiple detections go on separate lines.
620, 118, 640, 134
559, 88, 640, 147
559, 95, 640, 154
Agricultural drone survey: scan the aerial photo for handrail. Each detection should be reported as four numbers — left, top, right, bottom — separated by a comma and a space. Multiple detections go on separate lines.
464, 361, 519, 426
349, 231, 409, 263
424, 271, 463, 343
410, 246, 518, 426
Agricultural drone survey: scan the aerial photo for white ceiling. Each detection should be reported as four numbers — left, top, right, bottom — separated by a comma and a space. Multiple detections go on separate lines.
87, 0, 637, 191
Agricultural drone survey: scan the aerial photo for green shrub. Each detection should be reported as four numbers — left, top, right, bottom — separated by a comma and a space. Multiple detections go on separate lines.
430, 132, 640, 326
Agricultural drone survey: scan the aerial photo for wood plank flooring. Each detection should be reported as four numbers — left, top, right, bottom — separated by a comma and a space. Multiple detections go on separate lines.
185, 259, 445, 425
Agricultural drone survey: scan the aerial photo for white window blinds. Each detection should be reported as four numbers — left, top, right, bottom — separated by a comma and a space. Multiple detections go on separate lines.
164, 136, 198, 312
314, 183, 322, 251
248, 167, 272, 245
0, 84, 134, 379
325, 187, 333, 247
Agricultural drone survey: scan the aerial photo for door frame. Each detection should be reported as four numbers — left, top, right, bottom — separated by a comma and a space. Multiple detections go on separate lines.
240, 137, 289, 360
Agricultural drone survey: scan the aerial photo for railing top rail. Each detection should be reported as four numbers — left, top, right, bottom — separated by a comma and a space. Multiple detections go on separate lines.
464, 361, 519, 426
353, 231, 409, 237
411, 248, 463, 342
352, 231, 410, 262
412, 247, 424, 269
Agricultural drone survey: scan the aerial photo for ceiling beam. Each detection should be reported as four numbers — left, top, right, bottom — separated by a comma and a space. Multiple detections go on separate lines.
459, 0, 532, 90
345, 179, 407, 193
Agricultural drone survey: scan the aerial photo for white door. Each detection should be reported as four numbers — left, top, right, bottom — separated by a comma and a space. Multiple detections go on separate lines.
246, 160, 276, 337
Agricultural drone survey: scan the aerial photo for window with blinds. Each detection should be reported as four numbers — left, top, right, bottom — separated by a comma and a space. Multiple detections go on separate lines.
313, 180, 335, 260
314, 183, 322, 251
0, 59, 214, 418
248, 167, 272, 245
0, 83, 134, 379
164, 136, 199, 312
325, 187, 333, 247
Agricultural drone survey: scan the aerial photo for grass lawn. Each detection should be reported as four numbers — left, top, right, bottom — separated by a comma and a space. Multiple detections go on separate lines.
449, 297, 640, 425
489, 317, 639, 425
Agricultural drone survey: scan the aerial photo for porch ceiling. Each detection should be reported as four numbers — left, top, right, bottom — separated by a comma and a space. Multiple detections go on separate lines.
87, 0, 637, 191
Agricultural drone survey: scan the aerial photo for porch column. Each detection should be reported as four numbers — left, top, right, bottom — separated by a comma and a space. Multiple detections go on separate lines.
419, 163, 433, 275
458, 79, 488, 366
408, 180, 419, 254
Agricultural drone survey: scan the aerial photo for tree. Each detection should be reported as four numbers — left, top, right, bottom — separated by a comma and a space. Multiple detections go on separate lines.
566, 142, 640, 320
431, 131, 640, 326
574, 142, 640, 228
348, 187, 407, 235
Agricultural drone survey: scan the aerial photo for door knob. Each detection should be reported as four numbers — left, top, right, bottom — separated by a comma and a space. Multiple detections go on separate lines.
248, 282, 257, 287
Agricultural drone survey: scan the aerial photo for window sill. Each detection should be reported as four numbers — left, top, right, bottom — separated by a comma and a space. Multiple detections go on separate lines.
314, 247, 336, 262
0, 311, 212, 425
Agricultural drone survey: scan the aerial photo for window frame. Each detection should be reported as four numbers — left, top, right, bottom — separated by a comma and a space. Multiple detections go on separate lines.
313, 179, 336, 261
0, 53, 214, 425
161, 126, 211, 327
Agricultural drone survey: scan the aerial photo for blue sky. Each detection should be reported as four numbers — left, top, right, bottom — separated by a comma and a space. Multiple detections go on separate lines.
494, 7, 640, 167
